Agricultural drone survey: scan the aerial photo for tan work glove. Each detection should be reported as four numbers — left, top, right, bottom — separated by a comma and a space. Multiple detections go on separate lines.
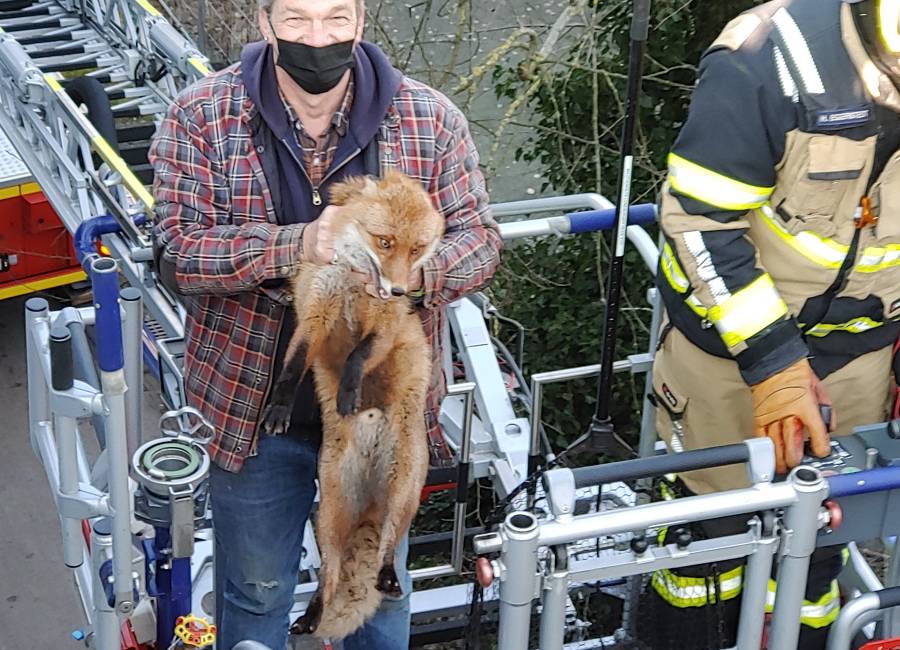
750, 358, 834, 474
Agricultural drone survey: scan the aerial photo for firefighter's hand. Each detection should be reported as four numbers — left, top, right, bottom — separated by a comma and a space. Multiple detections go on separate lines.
301, 206, 340, 265
750, 358, 834, 474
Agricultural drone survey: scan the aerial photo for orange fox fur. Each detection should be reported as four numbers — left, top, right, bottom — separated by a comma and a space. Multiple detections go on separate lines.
260, 170, 444, 640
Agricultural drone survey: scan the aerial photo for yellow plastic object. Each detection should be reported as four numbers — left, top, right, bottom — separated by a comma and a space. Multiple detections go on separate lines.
173, 614, 217, 648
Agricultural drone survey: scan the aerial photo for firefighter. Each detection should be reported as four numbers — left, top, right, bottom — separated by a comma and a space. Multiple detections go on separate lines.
641, 0, 900, 647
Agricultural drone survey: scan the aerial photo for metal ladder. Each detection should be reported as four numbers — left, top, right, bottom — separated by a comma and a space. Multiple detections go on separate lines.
0, 0, 211, 347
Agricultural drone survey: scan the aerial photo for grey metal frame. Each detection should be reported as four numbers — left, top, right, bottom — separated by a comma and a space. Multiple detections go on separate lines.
827, 592, 885, 650
474, 459, 829, 650
25, 267, 144, 650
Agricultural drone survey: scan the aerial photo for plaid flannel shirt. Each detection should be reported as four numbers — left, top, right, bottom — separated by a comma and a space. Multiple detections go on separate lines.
150, 61, 502, 472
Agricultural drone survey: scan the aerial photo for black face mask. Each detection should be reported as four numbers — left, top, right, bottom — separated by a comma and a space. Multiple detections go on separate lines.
271, 26, 356, 95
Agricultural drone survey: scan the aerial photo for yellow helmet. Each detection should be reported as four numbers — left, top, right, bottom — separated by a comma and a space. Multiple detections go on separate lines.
850, 0, 900, 81
878, 0, 900, 51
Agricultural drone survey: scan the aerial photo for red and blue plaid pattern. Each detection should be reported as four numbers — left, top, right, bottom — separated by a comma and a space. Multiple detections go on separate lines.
150, 63, 502, 472
282, 78, 353, 187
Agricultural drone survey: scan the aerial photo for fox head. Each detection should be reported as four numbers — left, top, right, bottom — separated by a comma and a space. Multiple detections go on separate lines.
328, 170, 444, 299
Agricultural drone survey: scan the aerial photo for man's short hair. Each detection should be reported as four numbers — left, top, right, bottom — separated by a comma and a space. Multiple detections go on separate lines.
259, 0, 364, 15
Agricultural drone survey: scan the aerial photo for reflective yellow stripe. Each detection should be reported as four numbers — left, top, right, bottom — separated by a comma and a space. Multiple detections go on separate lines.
0, 269, 87, 301
765, 579, 840, 628
135, 0, 162, 16
800, 581, 841, 628
90, 136, 154, 210
857, 244, 900, 273
707, 274, 788, 347
42, 73, 153, 210
660, 242, 690, 293
652, 566, 744, 608
668, 153, 774, 211
686, 294, 708, 318
188, 57, 211, 76
804, 316, 883, 337
758, 204, 900, 273
43, 73, 63, 93
659, 244, 711, 319
757, 205, 847, 268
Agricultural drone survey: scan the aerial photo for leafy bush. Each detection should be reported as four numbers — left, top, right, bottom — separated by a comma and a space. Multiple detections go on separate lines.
489, 0, 762, 453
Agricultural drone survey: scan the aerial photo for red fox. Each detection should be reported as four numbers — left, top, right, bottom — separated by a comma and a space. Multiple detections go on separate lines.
260, 170, 444, 640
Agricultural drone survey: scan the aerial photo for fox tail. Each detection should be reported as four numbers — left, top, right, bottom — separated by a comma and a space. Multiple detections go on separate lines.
313, 519, 385, 640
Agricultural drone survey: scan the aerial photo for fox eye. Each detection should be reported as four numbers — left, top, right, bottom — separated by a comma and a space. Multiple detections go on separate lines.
378, 237, 391, 249
410, 246, 421, 257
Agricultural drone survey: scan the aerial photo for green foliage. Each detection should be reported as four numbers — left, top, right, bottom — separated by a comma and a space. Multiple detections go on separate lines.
489, 0, 762, 451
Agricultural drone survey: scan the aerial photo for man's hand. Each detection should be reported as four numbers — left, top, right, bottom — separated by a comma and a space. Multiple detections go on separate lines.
301, 205, 341, 265
750, 358, 834, 474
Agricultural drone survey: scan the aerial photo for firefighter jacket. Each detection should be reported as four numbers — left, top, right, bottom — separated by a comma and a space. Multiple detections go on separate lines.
659, 0, 900, 385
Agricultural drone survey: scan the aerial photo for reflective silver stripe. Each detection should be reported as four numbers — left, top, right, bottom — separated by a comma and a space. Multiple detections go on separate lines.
773, 46, 799, 103
772, 8, 825, 95
683, 231, 731, 304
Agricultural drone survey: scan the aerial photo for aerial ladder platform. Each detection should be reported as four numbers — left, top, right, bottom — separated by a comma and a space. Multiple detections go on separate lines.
13, 3, 900, 650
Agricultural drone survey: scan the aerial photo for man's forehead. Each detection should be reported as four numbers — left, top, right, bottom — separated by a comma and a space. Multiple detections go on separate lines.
275, 0, 358, 15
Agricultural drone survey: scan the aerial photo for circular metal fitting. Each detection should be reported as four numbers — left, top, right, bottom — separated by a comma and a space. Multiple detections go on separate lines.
132, 436, 209, 496
792, 466, 822, 486
505, 511, 538, 536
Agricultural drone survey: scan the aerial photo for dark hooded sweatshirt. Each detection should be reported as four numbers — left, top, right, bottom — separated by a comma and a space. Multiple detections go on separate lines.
240, 40, 403, 437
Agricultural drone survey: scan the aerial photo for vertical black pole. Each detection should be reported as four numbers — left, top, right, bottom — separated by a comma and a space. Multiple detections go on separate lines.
585, 0, 652, 455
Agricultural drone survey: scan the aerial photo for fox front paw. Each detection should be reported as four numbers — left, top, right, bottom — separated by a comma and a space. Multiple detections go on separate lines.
376, 564, 402, 597
336, 382, 362, 417
260, 400, 293, 436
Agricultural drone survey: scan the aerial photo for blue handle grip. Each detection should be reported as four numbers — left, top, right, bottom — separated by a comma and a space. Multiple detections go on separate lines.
827, 466, 900, 498
73, 213, 148, 266
74, 214, 120, 266
91, 258, 124, 372
566, 203, 657, 234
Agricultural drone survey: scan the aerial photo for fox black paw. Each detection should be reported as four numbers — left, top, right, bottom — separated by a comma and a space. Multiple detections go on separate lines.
290, 594, 322, 635
260, 402, 293, 436
376, 565, 402, 597
336, 383, 361, 417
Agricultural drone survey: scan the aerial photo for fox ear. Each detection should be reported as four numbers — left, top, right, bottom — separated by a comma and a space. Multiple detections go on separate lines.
328, 175, 378, 206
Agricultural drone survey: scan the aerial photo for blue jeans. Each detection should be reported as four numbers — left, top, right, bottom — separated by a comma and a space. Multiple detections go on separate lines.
211, 434, 412, 650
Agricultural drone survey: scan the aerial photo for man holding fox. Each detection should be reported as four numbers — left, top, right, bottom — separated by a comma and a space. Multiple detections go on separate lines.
149, 0, 502, 647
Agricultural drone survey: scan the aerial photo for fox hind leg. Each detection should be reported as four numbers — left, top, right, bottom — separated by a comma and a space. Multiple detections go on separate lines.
375, 413, 427, 597
290, 589, 323, 635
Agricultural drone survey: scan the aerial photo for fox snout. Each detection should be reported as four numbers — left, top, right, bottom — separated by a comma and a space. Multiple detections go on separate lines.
390, 287, 406, 297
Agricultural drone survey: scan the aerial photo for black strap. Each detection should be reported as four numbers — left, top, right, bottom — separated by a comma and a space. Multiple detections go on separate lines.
798, 227, 861, 334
